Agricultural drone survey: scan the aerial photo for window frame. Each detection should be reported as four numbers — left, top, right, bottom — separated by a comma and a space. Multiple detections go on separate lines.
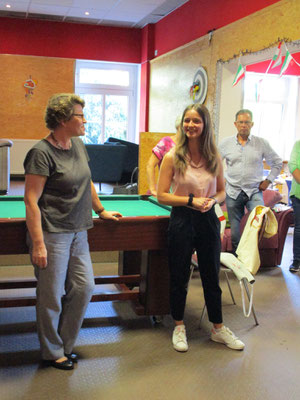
243, 71, 299, 160
75, 60, 140, 143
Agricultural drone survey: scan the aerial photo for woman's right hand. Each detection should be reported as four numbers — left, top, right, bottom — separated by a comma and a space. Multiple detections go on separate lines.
192, 197, 210, 212
32, 243, 48, 269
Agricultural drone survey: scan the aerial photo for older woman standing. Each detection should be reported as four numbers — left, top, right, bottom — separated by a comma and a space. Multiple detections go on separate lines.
157, 103, 244, 352
24, 93, 121, 370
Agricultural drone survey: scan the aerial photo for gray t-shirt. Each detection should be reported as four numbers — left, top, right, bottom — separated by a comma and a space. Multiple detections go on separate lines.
24, 137, 93, 233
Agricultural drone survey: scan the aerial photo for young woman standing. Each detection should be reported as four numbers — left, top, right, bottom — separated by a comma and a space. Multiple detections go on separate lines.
157, 103, 245, 352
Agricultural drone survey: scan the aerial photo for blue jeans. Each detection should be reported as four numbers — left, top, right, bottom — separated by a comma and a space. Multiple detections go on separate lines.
291, 196, 300, 262
226, 191, 264, 251
27, 230, 95, 360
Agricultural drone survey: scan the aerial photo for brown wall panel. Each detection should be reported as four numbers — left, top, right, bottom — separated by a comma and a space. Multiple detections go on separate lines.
0, 55, 74, 140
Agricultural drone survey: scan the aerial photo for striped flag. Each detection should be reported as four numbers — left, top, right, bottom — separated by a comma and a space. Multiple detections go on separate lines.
279, 49, 293, 77
271, 42, 282, 69
232, 63, 245, 86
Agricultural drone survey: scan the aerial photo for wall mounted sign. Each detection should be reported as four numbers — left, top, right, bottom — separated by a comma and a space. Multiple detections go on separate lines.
190, 66, 208, 104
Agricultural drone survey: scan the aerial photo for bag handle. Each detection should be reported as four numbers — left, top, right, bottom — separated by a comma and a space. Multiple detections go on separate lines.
240, 278, 254, 318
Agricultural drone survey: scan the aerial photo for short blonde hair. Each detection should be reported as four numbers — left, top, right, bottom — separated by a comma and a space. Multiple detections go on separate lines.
45, 93, 85, 130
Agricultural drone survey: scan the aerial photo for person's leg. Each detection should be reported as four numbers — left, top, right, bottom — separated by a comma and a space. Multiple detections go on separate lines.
58, 231, 95, 354
168, 208, 194, 352
290, 196, 300, 272
28, 231, 74, 360
194, 209, 245, 350
168, 210, 194, 322
226, 192, 247, 252
246, 191, 264, 212
194, 209, 222, 325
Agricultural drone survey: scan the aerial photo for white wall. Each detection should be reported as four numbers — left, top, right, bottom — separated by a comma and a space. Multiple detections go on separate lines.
10, 139, 38, 175
217, 62, 244, 143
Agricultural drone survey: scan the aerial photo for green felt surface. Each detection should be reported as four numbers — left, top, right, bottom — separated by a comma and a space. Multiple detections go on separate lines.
0, 195, 171, 219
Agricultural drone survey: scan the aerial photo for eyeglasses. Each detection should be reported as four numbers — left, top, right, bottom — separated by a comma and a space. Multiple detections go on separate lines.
73, 113, 85, 120
236, 121, 252, 125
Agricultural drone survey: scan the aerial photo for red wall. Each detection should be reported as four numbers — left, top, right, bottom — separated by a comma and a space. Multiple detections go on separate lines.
154, 0, 282, 57
0, 17, 141, 63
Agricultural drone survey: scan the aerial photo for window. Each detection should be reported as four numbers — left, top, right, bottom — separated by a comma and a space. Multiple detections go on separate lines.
243, 72, 298, 160
75, 60, 140, 144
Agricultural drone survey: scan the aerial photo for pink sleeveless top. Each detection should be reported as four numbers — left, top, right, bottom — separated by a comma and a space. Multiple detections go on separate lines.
170, 149, 216, 198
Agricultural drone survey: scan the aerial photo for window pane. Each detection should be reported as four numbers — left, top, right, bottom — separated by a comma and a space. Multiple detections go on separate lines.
80, 94, 103, 144
79, 68, 129, 86
105, 95, 128, 142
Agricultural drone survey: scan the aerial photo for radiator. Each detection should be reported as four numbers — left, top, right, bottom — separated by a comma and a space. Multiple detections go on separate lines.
10, 139, 39, 175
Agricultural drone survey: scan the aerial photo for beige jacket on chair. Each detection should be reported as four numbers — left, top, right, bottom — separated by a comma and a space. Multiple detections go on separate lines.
236, 206, 278, 275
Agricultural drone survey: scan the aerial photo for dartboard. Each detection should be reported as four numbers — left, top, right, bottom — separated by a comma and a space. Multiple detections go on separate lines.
192, 66, 208, 104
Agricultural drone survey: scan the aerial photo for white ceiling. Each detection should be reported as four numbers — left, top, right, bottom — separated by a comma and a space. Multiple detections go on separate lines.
0, 0, 189, 28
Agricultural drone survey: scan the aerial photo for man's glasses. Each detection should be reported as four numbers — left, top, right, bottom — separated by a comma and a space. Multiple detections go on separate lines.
73, 113, 85, 120
236, 121, 252, 125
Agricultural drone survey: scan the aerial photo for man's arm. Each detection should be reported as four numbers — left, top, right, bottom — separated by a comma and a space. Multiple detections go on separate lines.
262, 140, 282, 183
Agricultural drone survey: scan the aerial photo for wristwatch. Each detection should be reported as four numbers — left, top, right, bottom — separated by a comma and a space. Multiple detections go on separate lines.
187, 193, 194, 207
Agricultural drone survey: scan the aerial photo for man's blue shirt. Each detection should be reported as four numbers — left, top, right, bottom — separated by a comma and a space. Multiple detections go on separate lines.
219, 134, 282, 199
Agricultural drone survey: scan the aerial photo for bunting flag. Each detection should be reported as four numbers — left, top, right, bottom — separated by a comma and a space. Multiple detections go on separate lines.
279, 49, 293, 77
271, 42, 282, 69
232, 63, 245, 86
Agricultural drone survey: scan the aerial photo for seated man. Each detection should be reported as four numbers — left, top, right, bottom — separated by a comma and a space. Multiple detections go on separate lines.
219, 109, 282, 252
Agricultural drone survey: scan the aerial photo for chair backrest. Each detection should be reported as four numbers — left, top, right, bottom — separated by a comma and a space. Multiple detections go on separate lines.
85, 144, 127, 183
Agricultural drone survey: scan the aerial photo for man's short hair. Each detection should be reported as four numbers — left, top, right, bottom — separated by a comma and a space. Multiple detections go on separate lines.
235, 109, 253, 121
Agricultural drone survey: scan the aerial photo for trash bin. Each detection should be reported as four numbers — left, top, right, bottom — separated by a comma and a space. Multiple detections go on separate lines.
0, 139, 13, 195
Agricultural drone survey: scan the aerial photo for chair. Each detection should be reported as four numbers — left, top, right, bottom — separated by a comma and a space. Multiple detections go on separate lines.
221, 189, 293, 268
191, 205, 271, 326
85, 143, 127, 190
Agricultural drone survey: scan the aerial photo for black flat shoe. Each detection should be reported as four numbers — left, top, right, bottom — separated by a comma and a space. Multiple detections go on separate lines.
64, 353, 78, 363
43, 358, 74, 370
289, 260, 300, 272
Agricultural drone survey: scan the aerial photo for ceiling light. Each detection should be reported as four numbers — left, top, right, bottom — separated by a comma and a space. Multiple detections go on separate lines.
85, 11, 90, 16
6, 4, 11, 8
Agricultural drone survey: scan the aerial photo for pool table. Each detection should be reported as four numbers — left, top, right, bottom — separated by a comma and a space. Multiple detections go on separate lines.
0, 195, 171, 316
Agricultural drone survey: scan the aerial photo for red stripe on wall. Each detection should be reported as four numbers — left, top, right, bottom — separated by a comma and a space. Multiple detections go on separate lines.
0, 17, 141, 63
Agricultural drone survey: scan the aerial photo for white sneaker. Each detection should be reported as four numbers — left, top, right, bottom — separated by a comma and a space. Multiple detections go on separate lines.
211, 326, 245, 350
172, 325, 188, 352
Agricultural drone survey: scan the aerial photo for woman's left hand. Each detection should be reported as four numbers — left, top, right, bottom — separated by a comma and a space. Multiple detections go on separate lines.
201, 198, 216, 213
99, 210, 122, 220
193, 197, 215, 212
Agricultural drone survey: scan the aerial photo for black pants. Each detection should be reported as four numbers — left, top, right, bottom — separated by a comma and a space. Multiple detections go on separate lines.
168, 206, 223, 324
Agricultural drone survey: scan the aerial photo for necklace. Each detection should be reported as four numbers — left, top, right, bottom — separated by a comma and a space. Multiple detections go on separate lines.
51, 132, 70, 150
187, 153, 203, 169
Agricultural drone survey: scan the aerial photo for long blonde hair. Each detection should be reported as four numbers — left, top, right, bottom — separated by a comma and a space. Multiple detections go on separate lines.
174, 103, 219, 176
